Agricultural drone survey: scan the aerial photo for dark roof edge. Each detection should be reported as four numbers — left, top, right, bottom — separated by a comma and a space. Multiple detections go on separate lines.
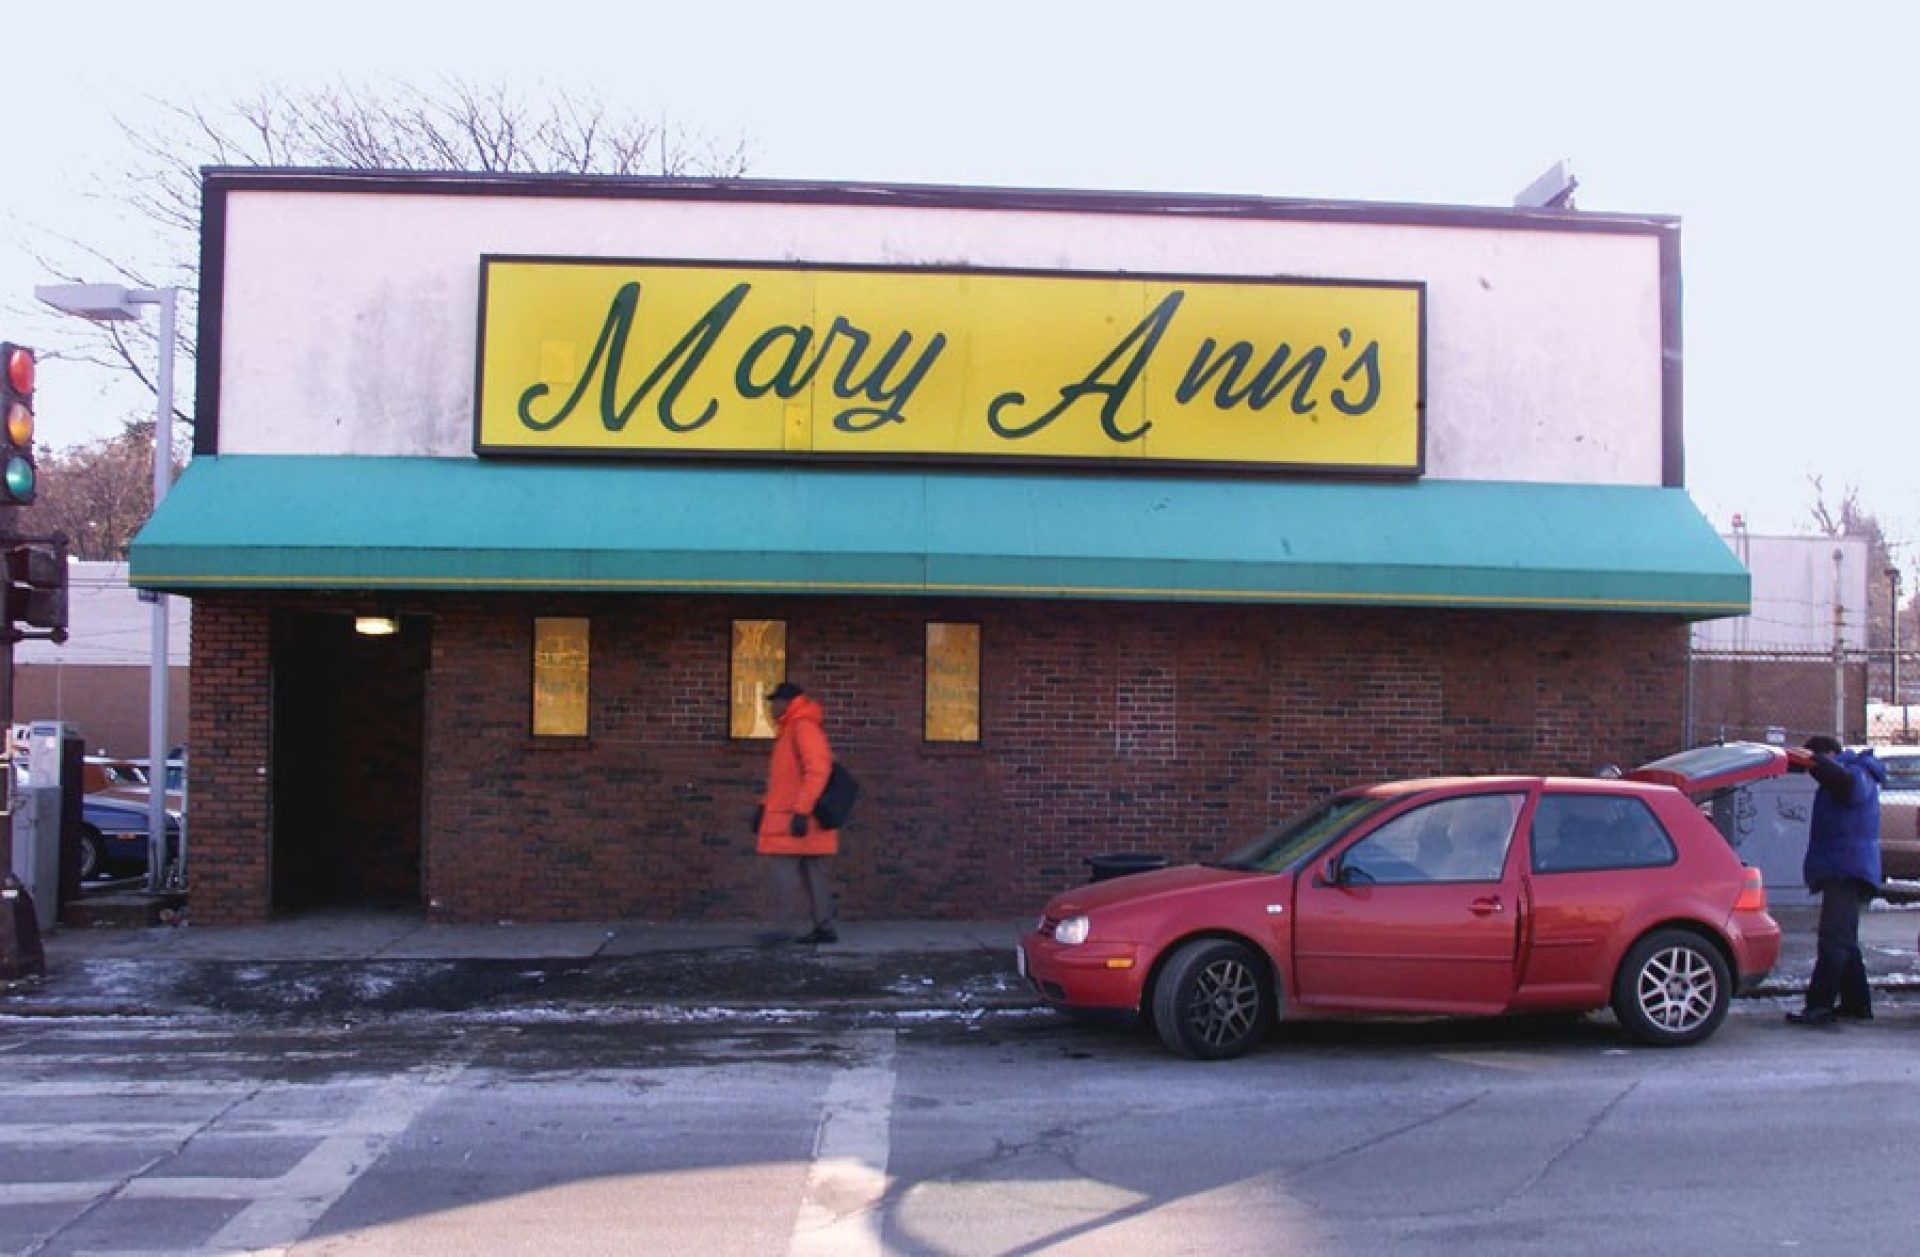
199, 167, 1681, 237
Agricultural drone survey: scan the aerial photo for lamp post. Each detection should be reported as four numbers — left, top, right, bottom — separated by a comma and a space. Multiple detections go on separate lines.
34, 283, 177, 893
1893, 565, 1909, 741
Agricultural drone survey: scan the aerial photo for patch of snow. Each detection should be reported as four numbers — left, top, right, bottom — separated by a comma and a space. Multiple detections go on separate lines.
352, 972, 400, 999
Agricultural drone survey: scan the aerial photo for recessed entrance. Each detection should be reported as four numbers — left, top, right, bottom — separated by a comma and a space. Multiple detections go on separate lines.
270, 611, 428, 912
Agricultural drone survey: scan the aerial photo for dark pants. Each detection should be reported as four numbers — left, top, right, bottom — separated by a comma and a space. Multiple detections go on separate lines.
1805, 878, 1873, 1013
766, 854, 836, 935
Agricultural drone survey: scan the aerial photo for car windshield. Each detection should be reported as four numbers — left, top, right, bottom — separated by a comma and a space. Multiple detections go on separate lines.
1211, 793, 1396, 873
1882, 754, 1920, 791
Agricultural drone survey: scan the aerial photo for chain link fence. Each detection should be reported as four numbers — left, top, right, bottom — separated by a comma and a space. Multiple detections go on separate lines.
1688, 646, 1917, 747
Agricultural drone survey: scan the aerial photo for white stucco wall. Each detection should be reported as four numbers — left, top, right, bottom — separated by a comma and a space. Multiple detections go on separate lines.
1692, 534, 1872, 652
212, 186, 1668, 484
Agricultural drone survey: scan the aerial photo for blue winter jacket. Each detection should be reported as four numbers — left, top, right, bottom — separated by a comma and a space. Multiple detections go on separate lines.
1803, 749, 1885, 889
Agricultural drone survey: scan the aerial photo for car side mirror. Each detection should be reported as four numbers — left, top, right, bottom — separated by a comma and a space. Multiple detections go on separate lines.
1331, 858, 1375, 888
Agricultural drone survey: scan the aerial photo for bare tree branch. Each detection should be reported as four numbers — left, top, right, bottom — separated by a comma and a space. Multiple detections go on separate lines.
17, 77, 749, 451
12, 426, 181, 560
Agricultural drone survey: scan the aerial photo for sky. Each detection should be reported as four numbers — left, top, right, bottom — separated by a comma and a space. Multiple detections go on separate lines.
5, 0, 1916, 561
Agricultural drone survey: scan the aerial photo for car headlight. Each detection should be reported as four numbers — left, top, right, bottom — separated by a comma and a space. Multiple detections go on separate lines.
1054, 915, 1091, 946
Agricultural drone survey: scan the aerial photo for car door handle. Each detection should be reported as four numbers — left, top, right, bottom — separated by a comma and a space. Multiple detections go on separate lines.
1470, 896, 1504, 916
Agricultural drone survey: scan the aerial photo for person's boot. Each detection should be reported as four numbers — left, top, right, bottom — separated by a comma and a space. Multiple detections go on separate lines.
1786, 1007, 1840, 1026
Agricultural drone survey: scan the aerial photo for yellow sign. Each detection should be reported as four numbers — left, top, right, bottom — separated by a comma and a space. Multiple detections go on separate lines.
730, 619, 787, 739
476, 259, 1423, 472
925, 623, 981, 743
532, 617, 589, 737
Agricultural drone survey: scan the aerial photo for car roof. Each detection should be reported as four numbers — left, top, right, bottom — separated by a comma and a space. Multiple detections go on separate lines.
1349, 776, 1537, 796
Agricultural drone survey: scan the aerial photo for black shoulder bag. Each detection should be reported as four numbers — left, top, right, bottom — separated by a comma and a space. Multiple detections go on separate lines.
812, 762, 861, 829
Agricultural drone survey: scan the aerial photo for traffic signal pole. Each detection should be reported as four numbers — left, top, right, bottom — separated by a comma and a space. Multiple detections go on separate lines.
0, 341, 35, 871
0, 579, 12, 870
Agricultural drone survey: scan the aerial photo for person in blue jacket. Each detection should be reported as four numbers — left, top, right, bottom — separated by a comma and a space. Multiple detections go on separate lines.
1786, 735, 1886, 1026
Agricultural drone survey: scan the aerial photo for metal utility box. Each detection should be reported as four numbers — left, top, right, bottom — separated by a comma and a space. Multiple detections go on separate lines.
1710, 775, 1817, 906
9, 721, 83, 931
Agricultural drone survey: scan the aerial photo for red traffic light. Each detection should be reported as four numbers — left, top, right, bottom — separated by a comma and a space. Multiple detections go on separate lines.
4, 345, 31, 395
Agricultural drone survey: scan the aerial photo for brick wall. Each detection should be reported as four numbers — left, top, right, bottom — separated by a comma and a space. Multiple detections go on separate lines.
186, 593, 1690, 924
185, 598, 273, 924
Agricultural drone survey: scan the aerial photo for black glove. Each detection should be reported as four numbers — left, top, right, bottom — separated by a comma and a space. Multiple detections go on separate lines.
789, 812, 810, 837
751, 806, 763, 835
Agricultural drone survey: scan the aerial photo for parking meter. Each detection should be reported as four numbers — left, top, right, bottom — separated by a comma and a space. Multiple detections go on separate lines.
10, 721, 83, 930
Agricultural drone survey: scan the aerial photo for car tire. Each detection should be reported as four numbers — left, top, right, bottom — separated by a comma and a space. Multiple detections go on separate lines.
1151, 938, 1272, 1060
78, 826, 103, 881
1610, 928, 1730, 1047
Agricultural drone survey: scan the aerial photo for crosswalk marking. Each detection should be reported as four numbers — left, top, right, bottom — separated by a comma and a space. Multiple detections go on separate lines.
788, 1029, 897, 1257
202, 1061, 467, 1253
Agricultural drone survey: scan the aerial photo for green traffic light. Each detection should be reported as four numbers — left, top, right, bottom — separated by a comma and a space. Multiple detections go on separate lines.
3, 454, 33, 502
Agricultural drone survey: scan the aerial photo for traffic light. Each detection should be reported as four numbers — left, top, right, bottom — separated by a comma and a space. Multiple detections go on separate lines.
0, 343, 34, 506
4, 541, 66, 633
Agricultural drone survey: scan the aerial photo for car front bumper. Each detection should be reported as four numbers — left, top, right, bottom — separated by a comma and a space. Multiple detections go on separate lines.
1018, 933, 1147, 1010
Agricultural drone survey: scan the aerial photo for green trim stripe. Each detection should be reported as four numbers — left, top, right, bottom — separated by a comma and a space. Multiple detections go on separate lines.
129, 456, 1749, 618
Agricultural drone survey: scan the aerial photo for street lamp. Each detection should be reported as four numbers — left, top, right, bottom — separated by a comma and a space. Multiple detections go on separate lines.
1893, 565, 1910, 741
34, 283, 177, 893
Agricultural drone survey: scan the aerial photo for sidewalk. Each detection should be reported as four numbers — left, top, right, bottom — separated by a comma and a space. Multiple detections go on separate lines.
4, 900, 1918, 1023
0, 908, 1038, 1021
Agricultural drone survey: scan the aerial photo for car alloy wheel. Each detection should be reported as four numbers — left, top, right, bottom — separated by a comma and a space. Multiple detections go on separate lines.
78, 828, 102, 881
1611, 928, 1730, 1047
1152, 938, 1271, 1060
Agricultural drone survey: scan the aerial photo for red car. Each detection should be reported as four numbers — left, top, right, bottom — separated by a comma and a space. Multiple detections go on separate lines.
1019, 745, 1787, 1059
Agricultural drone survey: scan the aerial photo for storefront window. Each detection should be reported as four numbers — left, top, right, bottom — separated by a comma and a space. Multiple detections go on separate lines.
532, 617, 589, 737
926, 622, 981, 743
731, 620, 787, 739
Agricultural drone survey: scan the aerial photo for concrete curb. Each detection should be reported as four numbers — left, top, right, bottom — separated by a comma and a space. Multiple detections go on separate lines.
6, 956, 1919, 1025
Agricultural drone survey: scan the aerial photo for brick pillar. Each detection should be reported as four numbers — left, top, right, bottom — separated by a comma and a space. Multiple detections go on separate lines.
186, 597, 273, 924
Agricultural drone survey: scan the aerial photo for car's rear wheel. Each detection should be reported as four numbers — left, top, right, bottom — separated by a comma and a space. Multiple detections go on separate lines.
78, 826, 103, 880
1152, 938, 1271, 1060
1611, 928, 1729, 1047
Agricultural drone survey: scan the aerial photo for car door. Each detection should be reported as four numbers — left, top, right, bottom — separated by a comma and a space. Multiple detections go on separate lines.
1517, 787, 1684, 1004
1291, 790, 1528, 1014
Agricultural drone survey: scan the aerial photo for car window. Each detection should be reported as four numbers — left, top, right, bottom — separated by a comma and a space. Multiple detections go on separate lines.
1531, 793, 1677, 873
1215, 794, 1394, 873
1881, 754, 1920, 792
1339, 793, 1524, 885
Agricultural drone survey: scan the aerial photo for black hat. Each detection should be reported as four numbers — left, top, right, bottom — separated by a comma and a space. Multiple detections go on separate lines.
767, 682, 804, 702
1805, 734, 1843, 756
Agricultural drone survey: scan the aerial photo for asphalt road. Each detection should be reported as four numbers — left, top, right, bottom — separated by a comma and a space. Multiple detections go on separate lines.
3, 1000, 1916, 1256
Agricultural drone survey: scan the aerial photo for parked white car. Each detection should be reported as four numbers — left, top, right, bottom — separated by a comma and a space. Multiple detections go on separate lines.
1869, 745, 1920, 882
1875, 746, 1920, 793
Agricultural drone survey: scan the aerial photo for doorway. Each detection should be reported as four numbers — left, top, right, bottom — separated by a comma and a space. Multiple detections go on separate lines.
270, 611, 429, 912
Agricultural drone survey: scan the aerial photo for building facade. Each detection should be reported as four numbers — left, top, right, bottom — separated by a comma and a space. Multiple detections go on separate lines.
132, 172, 1746, 924
13, 561, 191, 758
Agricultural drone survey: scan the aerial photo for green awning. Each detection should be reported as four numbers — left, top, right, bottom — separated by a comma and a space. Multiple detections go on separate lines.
129, 455, 1748, 617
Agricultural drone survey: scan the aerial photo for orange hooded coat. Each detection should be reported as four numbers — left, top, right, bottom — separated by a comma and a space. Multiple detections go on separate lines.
756, 693, 840, 856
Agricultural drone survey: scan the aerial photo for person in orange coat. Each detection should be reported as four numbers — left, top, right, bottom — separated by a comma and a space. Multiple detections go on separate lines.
754, 682, 840, 944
